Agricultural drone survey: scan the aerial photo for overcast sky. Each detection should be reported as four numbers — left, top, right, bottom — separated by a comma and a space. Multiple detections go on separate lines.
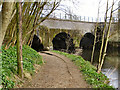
58, 0, 119, 21
0, 0, 119, 21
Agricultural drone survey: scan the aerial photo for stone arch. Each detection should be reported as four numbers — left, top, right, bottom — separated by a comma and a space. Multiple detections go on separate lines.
31, 34, 44, 52
52, 32, 75, 53
79, 32, 95, 49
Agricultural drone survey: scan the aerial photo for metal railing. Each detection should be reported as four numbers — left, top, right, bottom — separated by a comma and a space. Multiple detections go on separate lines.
43, 13, 119, 23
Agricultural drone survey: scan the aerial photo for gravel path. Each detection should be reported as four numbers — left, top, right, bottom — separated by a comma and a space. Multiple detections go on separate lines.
23, 51, 90, 88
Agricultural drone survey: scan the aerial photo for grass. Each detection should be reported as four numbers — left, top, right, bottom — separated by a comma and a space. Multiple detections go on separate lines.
52, 50, 114, 89
1, 45, 43, 89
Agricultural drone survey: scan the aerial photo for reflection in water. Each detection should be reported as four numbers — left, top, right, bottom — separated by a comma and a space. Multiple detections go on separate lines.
102, 68, 118, 88
80, 48, 119, 88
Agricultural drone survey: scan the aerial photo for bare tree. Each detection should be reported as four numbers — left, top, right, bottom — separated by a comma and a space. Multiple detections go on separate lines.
97, 0, 109, 72
26, 1, 61, 46
97, 0, 114, 73
2, 1, 61, 48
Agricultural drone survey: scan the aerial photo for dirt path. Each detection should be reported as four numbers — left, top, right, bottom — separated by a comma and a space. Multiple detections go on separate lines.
23, 51, 90, 88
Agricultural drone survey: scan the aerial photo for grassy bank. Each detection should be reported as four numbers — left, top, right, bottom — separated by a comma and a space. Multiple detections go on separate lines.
1, 45, 43, 88
52, 50, 114, 89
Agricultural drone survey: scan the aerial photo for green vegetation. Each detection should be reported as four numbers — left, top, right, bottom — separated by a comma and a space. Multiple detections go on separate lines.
1, 45, 43, 88
52, 50, 114, 89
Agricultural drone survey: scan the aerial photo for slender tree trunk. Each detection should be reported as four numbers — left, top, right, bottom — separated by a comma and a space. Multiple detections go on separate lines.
91, 1, 101, 64
91, 24, 97, 64
0, 2, 14, 49
0, 12, 2, 49
97, 0, 108, 72
118, 1, 120, 41
5, 24, 16, 49
97, 0, 114, 73
27, 30, 34, 46
16, 2, 23, 78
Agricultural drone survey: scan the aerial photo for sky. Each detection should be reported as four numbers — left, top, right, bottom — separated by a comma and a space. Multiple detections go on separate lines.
0, 0, 119, 22
58, 0, 119, 22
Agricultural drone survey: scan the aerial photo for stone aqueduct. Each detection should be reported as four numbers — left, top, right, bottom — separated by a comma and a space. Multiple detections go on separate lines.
37, 18, 118, 48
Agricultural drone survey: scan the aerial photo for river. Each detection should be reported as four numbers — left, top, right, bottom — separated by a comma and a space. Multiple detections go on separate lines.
80, 46, 120, 88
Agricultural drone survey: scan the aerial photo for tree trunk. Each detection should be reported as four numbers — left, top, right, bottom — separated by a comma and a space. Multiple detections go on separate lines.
16, 2, 23, 78
97, 0, 108, 72
27, 30, 34, 46
97, 0, 114, 73
91, 24, 97, 64
0, 2, 14, 49
118, 1, 120, 41
91, 1, 101, 64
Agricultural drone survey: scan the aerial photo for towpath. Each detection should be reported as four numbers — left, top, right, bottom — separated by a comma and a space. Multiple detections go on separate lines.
23, 51, 90, 88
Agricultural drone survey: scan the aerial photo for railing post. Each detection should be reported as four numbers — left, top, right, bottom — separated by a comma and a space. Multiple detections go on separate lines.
60, 13, 61, 19
65, 14, 66, 19
100, 18, 101, 22
92, 17, 93, 22
80, 16, 81, 21
70, 14, 72, 20
54, 13, 55, 18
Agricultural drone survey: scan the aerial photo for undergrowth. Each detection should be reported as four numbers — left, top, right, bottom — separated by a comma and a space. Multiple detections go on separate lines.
52, 50, 114, 89
1, 45, 43, 89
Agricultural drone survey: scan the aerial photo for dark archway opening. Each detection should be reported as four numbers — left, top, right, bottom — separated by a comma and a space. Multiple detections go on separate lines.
80, 32, 95, 49
31, 35, 44, 52
52, 32, 75, 53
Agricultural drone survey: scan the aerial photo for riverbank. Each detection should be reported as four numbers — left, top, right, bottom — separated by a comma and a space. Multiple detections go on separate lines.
1, 45, 115, 89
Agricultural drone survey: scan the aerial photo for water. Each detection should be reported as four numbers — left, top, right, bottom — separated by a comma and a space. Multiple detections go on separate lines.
102, 56, 119, 88
80, 47, 120, 88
